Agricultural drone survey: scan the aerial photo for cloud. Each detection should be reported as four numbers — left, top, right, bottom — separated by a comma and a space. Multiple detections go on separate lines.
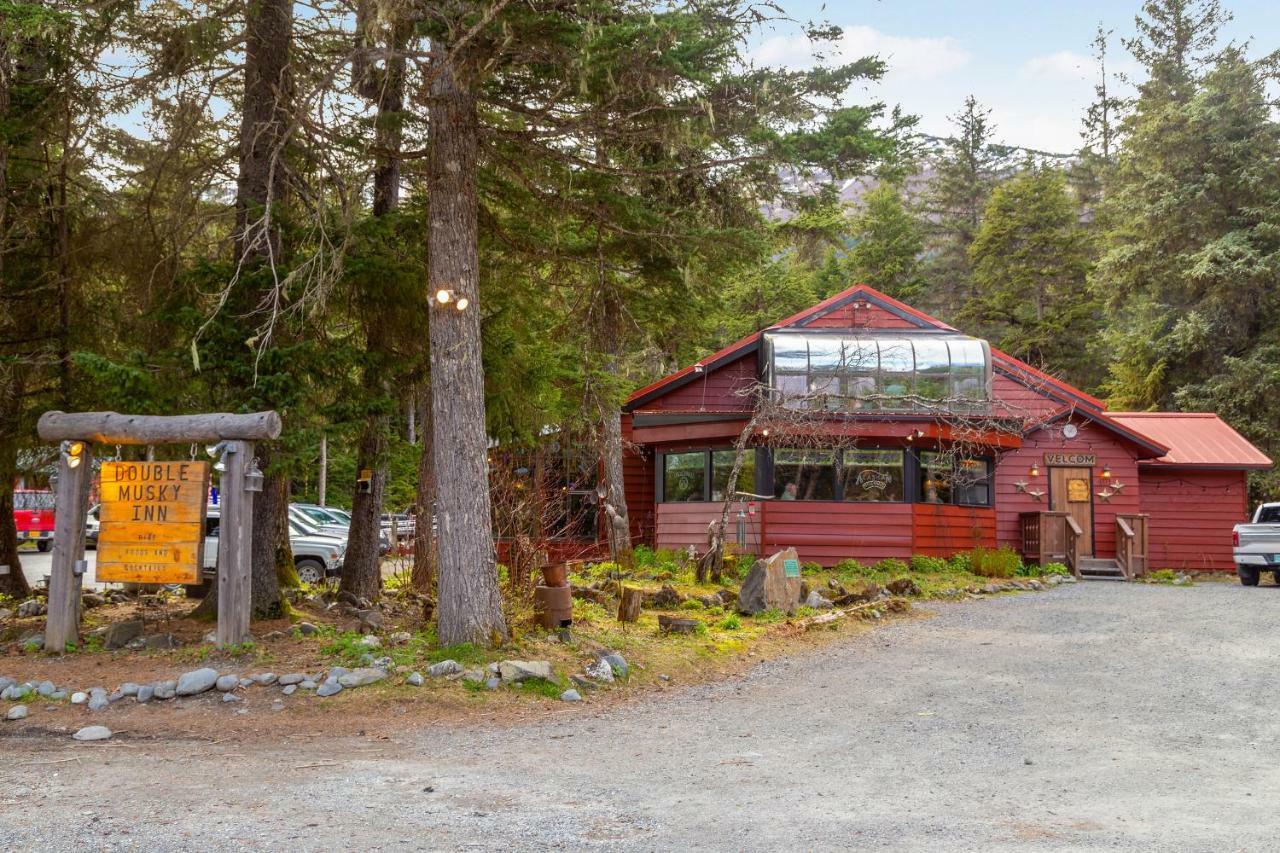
754, 25, 971, 82
1021, 50, 1092, 81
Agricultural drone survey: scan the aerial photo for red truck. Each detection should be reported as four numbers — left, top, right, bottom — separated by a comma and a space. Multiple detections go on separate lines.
14, 489, 55, 552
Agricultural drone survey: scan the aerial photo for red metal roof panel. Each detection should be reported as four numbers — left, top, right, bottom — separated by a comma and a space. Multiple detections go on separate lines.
1108, 412, 1273, 469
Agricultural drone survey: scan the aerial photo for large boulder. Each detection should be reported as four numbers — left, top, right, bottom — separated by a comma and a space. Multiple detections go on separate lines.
176, 668, 219, 696
497, 660, 554, 683
103, 620, 145, 650
736, 548, 803, 616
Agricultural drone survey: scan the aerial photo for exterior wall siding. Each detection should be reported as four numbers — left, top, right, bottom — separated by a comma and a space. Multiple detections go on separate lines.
620, 414, 656, 545
913, 504, 997, 557
994, 420, 1142, 559
645, 354, 756, 412
1138, 468, 1249, 572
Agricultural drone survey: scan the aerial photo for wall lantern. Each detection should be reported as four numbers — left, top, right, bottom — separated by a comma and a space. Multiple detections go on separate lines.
207, 440, 235, 473
1101, 464, 1112, 479
244, 459, 265, 493
1029, 463, 1040, 478
905, 428, 924, 442
434, 289, 469, 311
62, 440, 85, 469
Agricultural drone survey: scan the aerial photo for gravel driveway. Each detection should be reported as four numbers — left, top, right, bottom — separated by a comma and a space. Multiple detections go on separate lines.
3, 582, 1278, 851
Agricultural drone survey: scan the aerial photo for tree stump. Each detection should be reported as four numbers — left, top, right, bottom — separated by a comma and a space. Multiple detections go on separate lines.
618, 586, 643, 623
658, 615, 700, 634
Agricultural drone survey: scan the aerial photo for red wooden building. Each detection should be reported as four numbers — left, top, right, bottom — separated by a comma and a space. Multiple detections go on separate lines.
615, 285, 1271, 576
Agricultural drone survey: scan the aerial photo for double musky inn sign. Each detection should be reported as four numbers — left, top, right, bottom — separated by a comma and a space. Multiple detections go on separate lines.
97, 461, 210, 585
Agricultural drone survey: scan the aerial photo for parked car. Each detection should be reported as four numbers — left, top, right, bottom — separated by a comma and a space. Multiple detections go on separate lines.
85, 505, 100, 549
1232, 503, 1280, 586
291, 503, 391, 555
201, 506, 346, 587
13, 489, 55, 552
288, 505, 349, 540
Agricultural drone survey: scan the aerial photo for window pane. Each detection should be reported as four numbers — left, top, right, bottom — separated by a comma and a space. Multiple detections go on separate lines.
775, 373, 808, 409
773, 337, 809, 372
878, 339, 914, 410
773, 449, 835, 500
712, 450, 755, 501
841, 449, 905, 502
919, 451, 953, 504
914, 338, 951, 403
807, 337, 844, 373
949, 339, 988, 402
952, 458, 992, 506
553, 492, 599, 539
663, 452, 706, 502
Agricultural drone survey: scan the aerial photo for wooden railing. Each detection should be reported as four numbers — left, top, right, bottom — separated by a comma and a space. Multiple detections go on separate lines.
1115, 514, 1149, 580
1064, 516, 1083, 579
1020, 511, 1082, 579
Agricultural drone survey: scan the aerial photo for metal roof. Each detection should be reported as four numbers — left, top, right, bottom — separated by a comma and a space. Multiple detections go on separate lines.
1108, 412, 1273, 469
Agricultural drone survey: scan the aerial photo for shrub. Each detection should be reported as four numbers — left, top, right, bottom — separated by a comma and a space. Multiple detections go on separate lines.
909, 555, 948, 573
1042, 562, 1070, 577
802, 561, 823, 575
718, 614, 741, 630
947, 551, 972, 573
834, 558, 867, 575
680, 598, 705, 611
968, 546, 1022, 578
872, 558, 909, 575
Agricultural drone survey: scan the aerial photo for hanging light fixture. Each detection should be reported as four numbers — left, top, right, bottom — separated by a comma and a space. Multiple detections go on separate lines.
1029, 462, 1040, 478
244, 458, 264, 493
63, 440, 85, 469
1101, 464, 1112, 479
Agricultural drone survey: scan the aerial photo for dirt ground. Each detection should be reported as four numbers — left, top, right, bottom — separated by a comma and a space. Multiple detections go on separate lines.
2, 580, 1276, 851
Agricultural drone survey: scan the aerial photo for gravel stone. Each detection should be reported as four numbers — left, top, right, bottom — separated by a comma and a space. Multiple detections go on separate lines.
222, 693, 242, 703
282, 684, 297, 696
338, 668, 386, 688
216, 675, 239, 692
278, 673, 305, 686
136, 685, 154, 703
5, 704, 28, 720
406, 672, 424, 687
316, 679, 342, 698
251, 673, 278, 686
559, 689, 583, 702
72, 725, 112, 741
428, 659, 463, 678
152, 680, 177, 700
70, 691, 88, 705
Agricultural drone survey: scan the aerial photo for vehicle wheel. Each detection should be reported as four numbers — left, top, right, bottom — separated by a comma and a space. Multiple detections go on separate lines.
295, 558, 325, 586
1237, 565, 1260, 586
36, 540, 50, 553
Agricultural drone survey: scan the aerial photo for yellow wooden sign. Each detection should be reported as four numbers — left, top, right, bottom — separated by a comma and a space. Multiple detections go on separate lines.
1067, 478, 1091, 503
96, 461, 209, 584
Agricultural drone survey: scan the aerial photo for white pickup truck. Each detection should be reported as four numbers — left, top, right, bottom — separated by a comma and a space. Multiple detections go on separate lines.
200, 506, 346, 586
1232, 503, 1280, 586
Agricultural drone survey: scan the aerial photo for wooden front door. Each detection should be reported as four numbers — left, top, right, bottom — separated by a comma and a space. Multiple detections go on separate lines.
1049, 466, 1093, 555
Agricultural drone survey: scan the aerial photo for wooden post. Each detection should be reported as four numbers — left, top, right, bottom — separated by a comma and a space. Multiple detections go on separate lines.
45, 444, 92, 652
618, 586, 643, 622
217, 440, 254, 645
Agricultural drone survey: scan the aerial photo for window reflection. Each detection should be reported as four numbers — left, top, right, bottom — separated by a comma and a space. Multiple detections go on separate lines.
773, 450, 835, 500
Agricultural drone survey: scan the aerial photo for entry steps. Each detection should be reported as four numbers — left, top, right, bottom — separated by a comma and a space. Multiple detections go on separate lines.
1077, 557, 1125, 580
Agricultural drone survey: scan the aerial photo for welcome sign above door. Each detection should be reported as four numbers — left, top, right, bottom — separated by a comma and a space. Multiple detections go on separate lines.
1044, 452, 1096, 466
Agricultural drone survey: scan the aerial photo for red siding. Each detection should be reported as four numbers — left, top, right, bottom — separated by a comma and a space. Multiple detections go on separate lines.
995, 420, 1142, 559
655, 501, 761, 553
646, 354, 756, 412
1139, 469, 1249, 572
761, 501, 913, 566
620, 414, 656, 545
804, 301, 919, 329
913, 504, 997, 557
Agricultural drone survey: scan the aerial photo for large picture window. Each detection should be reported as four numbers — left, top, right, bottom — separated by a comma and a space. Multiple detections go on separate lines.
840, 450, 905, 502
919, 451, 992, 506
773, 450, 836, 501
712, 450, 755, 502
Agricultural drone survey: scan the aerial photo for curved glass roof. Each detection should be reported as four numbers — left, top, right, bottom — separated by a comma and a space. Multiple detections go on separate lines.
762, 331, 992, 413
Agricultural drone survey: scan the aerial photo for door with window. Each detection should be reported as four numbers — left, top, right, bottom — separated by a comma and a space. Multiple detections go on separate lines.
1049, 467, 1093, 555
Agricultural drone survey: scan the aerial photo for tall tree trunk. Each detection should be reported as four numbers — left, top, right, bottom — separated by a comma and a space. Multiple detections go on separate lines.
598, 393, 631, 554
342, 9, 410, 602
427, 55, 507, 645
250, 445, 292, 616
235, 0, 294, 616
317, 434, 327, 506
411, 381, 436, 594
340, 353, 387, 602
0, 381, 29, 599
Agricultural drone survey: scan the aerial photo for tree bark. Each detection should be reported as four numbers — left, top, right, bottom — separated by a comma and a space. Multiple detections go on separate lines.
317, 433, 327, 506
0, 384, 29, 599
598, 395, 632, 555
426, 54, 507, 645
250, 445, 291, 617
340, 379, 386, 602
411, 382, 436, 594
235, 0, 294, 617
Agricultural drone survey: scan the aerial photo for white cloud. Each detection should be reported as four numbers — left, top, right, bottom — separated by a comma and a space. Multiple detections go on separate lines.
1021, 50, 1092, 81
754, 25, 971, 82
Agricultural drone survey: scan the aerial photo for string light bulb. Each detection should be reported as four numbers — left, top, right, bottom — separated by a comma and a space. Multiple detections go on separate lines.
455, 296, 469, 311
435, 288, 453, 305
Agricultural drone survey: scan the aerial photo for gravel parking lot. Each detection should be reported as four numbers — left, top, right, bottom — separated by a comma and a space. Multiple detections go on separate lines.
3, 581, 1278, 851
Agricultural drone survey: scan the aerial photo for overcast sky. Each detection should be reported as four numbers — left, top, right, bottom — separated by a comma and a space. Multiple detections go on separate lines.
750, 0, 1280, 153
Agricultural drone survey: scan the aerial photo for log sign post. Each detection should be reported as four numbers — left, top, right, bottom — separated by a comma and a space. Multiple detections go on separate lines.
36, 410, 281, 650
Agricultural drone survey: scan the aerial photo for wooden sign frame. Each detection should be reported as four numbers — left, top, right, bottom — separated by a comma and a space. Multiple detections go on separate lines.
36, 410, 281, 650
96, 461, 211, 585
